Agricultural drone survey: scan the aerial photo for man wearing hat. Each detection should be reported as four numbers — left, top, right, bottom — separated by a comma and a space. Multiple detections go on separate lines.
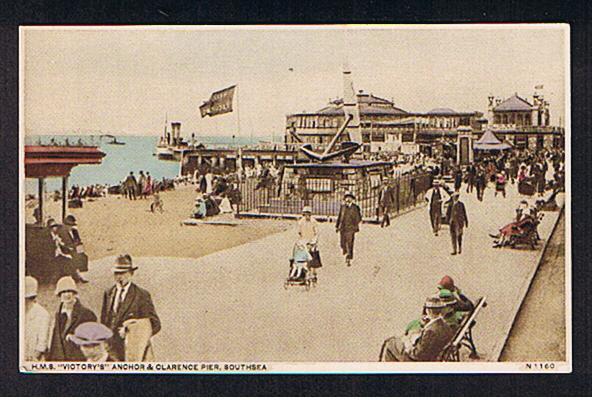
380, 295, 458, 362
47, 276, 97, 361
378, 177, 394, 228
124, 171, 138, 200
100, 254, 161, 361
24, 276, 50, 361
424, 179, 452, 236
70, 322, 117, 362
445, 191, 469, 255
335, 192, 362, 267
60, 214, 89, 283
298, 206, 321, 277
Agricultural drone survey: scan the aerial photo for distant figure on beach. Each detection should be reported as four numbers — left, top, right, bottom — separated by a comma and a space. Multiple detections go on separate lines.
144, 172, 153, 197
335, 192, 362, 267
124, 172, 137, 200
192, 196, 207, 219
137, 171, 146, 199
150, 193, 164, 213
199, 173, 207, 193
205, 171, 214, 194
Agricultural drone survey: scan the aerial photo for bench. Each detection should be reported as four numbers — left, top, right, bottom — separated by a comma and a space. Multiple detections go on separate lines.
439, 296, 487, 361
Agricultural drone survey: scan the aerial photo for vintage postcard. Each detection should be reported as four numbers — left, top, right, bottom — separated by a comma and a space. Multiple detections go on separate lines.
20, 24, 570, 373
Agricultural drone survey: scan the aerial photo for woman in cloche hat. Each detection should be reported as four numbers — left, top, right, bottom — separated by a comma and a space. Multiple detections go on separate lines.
47, 276, 97, 362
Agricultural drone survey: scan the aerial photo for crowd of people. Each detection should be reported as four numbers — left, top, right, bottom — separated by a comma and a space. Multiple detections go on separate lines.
25, 254, 160, 363
24, 142, 564, 364
190, 168, 242, 219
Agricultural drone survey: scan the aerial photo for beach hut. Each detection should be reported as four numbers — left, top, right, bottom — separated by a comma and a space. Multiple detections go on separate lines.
473, 130, 513, 152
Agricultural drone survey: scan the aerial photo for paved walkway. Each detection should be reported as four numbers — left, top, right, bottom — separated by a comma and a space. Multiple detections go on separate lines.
73, 182, 563, 362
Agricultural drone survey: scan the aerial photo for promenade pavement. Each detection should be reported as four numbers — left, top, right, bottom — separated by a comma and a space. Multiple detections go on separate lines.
57, 181, 564, 362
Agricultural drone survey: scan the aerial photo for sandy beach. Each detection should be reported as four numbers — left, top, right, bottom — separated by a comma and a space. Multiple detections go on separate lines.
25, 184, 292, 261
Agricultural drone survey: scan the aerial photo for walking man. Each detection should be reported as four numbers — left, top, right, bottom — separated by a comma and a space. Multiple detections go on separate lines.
466, 164, 476, 193
137, 171, 146, 199
100, 254, 161, 361
378, 177, 394, 228
336, 192, 362, 267
425, 180, 450, 236
475, 168, 486, 202
454, 167, 463, 192
446, 192, 469, 255
124, 171, 137, 200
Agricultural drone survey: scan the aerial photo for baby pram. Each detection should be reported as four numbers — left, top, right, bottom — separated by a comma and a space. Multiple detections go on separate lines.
283, 259, 316, 291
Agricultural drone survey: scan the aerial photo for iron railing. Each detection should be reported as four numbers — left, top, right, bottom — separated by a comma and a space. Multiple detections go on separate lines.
239, 172, 431, 221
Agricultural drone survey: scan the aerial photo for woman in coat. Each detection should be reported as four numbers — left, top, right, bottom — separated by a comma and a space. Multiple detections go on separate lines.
47, 277, 97, 361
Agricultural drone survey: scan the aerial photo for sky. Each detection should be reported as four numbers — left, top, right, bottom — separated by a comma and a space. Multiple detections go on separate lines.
23, 25, 568, 138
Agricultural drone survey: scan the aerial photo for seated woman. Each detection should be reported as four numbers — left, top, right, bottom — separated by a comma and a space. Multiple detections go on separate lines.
490, 201, 534, 248
191, 197, 207, 219
218, 194, 233, 214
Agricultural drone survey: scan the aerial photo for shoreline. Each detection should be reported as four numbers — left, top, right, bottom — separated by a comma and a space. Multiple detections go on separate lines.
26, 184, 292, 262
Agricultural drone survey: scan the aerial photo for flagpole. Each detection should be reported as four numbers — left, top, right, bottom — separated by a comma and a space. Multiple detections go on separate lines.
236, 85, 241, 141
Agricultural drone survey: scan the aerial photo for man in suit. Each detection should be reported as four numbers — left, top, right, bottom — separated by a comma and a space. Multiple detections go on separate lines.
123, 171, 137, 200
446, 192, 469, 255
100, 254, 161, 361
47, 276, 97, 361
454, 167, 463, 192
336, 192, 362, 267
378, 178, 395, 228
425, 180, 452, 236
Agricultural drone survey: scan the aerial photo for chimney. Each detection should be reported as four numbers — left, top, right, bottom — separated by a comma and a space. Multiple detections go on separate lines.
171, 122, 181, 140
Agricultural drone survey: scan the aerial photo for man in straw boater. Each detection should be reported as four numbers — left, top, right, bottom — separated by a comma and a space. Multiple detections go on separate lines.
380, 294, 458, 362
100, 254, 161, 361
47, 276, 97, 361
24, 276, 50, 361
424, 179, 451, 237
335, 192, 362, 267
70, 321, 118, 362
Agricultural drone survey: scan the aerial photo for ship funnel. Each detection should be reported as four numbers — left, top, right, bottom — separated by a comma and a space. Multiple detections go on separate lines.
171, 122, 181, 140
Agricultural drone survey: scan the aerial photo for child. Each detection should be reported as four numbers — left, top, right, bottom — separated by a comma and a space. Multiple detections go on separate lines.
289, 239, 312, 280
150, 193, 164, 213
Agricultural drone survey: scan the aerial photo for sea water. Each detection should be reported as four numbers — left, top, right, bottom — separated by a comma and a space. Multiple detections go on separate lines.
24, 135, 271, 194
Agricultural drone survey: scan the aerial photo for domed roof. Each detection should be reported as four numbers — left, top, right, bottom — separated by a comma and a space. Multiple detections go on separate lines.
427, 107, 457, 115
